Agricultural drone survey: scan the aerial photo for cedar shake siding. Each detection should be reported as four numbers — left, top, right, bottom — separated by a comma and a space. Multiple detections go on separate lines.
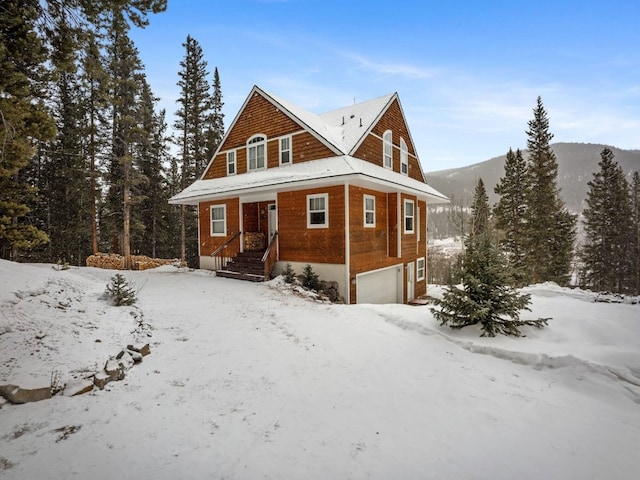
169, 85, 448, 304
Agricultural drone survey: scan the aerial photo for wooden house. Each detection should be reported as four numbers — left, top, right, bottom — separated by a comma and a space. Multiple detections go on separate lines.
169, 85, 448, 304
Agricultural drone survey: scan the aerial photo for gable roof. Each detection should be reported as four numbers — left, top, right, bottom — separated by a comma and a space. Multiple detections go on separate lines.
170, 155, 449, 206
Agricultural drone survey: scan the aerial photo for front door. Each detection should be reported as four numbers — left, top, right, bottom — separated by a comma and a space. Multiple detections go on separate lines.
268, 204, 277, 242
407, 262, 415, 301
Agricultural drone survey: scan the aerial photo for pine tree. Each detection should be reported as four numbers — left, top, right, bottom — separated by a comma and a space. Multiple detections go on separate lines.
581, 148, 634, 293
631, 172, 640, 295
494, 148, 530, 286
205, 67, 225, 161
174, 35, 213, 266
524, 97, 576, 285
0, 0, 56, 260
431, 178, 549, 337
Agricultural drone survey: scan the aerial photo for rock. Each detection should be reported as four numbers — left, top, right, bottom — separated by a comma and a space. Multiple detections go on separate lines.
127, 349, 143, 363
0, 396, 8, 409
64, 378, 94, 397
92, 371, 111, 390
0, 384, 51, 404
127, 343, 151, 356
104, 359, 126, 381
115, 350, 135, 370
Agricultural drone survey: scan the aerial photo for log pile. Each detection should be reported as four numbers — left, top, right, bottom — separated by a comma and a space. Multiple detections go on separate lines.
86, 253, 187, 271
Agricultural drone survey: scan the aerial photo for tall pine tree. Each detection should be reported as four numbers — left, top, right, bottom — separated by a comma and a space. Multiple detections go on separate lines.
631, 172, 640, 295
0, 0, 56, 260
174, 35, 213, 266
581, 148, 634, 293
494, 148, 530, 286
431, 179, 549, 337
524, 97, 576, 285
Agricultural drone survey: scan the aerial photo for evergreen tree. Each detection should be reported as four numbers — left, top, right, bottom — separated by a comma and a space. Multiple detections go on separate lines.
494, 148, 530, 286
581, 148, 634, 293
205, 67, 225, 161
631, 172, 640, 295
174, 35, 213, 266
0, 0, 56, 260
524, 97, 576, 285
431, 178, 549, 337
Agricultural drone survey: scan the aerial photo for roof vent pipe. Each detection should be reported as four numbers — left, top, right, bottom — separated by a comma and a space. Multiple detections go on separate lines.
359, 118, 362, 127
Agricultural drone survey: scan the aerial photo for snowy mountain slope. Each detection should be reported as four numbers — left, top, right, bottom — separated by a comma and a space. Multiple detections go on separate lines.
1, 260, 639, 479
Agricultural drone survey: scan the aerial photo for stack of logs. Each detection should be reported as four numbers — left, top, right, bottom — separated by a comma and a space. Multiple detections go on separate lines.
86, 253, 187, 271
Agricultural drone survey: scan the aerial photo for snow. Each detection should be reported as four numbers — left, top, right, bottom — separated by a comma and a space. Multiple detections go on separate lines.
1, 259, 639, 479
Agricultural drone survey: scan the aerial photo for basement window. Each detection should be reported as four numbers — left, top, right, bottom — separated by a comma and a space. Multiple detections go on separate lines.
417, 257, 425, 281
307, 193, 328, 228
210, 204, 227, 236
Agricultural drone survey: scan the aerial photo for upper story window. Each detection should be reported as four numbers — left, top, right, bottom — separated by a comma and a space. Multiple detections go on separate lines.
364, 194, 375, 227
307, 193, 328, 228
383, 130, 392, 169
400, 138, 408, 175
280, 136, 291, 165
247, 134, 266, 171
404, 199, 414, 234
210, 204, 227, 236
226, 150, 236, 176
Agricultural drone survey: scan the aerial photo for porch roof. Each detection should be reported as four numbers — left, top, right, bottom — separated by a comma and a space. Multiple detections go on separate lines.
169, 156, 449, 206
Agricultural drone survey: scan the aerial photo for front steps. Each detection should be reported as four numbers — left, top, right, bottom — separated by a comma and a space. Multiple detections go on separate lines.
216, 251, 266, 282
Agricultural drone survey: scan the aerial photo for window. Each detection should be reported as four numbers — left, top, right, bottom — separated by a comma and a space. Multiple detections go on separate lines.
247, 134, 266, 171
404, 199, 414, 233
307, 193, 328, 228
280, 136, 291, 165
226, 150, 236, 175
210, 205, 226, 236
417, 257, 425, 281
400, 138, 408, 175
383, 130, 392, 169
364, 195, 375, 227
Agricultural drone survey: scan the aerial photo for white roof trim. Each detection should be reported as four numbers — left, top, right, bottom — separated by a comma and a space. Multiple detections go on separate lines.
169, 155, 449, 206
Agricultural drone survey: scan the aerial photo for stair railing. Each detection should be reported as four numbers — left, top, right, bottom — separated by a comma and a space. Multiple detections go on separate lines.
261, 231, 279, 279
211, 231, 242, 271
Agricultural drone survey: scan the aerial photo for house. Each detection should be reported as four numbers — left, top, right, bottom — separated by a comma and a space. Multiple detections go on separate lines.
169, 85, 448, 304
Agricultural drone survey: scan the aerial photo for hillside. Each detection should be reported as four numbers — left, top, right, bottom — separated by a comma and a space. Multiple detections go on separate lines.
1, 261, 639, 479
426, 142, 640, 212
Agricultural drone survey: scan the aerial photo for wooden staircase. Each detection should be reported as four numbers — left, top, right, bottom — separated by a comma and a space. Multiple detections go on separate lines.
216, 251, 267, 282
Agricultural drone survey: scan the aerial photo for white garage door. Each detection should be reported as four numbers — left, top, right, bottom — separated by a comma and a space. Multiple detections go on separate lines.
356, 265, 403, 304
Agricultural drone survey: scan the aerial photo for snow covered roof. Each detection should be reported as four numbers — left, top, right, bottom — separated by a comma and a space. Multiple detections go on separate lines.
262, 87, 396, 155
169, 155, 449, 205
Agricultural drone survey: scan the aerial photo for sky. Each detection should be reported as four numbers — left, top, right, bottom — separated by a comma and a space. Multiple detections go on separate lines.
129, 0, 640, 171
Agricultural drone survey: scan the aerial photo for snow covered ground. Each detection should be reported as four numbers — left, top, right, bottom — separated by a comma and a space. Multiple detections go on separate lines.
1, 259, 639, 479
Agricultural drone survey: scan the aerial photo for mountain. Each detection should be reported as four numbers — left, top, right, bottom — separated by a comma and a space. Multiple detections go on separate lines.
426, 143, 640, 213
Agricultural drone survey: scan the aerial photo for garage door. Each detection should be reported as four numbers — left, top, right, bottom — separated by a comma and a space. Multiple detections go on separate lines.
356, 265, 403, 304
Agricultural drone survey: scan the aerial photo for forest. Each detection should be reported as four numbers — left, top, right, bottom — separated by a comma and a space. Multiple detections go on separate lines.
1, 1, 638, 296
0, 0, 218, 268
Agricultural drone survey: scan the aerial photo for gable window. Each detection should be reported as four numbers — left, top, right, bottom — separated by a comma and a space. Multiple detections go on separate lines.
417, 257, 425, 281
226, 150, 236, 175
400, 138, 408, 175
307, 193, 328, 228
280, 136, 291, 165
383, 130, 393, 169
247, 134, 266, 171
404, 199, 414, 234
210, 204, 227, 236
364, 195, 375, 227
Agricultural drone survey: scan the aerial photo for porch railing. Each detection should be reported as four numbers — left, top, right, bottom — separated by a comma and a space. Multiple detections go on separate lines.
211, 231, 242, 271
261, 231, 279, 279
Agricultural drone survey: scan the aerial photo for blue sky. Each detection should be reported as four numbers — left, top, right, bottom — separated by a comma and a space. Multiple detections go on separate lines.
129, 0, 640, 171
